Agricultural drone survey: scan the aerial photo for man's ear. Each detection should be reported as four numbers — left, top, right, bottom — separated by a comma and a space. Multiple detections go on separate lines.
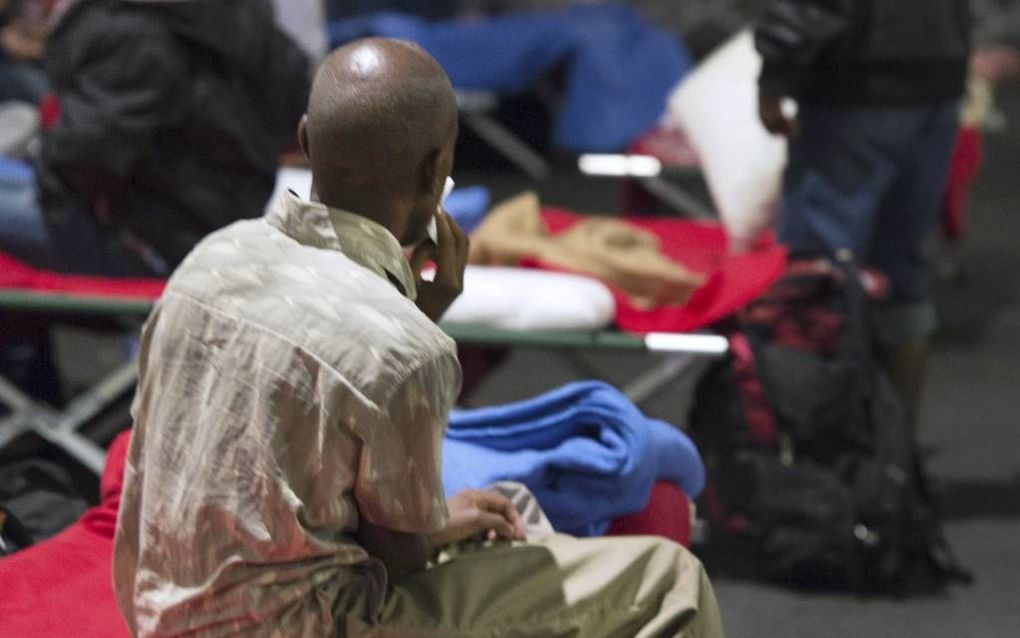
419, 146, 444, 197
297, 115, 311, 160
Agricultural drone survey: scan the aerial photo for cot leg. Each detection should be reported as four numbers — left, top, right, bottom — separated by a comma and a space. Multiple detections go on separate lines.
0, 361, 136, 475
638, 175, 715, 219
622, 354, 702, 404
462, 112, 551, 181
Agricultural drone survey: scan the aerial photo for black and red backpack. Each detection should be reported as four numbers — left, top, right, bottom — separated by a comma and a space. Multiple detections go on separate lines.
690, 253, 971, 593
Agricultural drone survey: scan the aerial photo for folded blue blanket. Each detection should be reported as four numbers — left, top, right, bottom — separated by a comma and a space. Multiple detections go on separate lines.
443, 381, 705, 537
328, 5, 692, 152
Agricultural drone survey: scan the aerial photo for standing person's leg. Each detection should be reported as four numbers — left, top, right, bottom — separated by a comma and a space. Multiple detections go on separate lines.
350, 534, 723, 638
776, 105, 908, 260
869, 101, 961, 425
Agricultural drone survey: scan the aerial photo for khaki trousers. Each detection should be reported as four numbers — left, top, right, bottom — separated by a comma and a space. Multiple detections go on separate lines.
347, 534, 724, 638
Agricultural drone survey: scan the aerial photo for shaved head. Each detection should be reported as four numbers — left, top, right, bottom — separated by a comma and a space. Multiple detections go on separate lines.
301, 38, 458, 244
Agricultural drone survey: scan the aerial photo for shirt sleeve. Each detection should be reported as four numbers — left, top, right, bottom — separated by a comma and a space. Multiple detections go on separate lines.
754, 0, 855, 98
354, 353, 459, 534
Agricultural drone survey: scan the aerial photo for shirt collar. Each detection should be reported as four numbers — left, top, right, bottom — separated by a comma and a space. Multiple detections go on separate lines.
266, 191, 418, 300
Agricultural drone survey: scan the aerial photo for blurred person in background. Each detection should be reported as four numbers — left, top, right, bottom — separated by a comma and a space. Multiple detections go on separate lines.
459, 0, 767, 59
0, 0, 310, 405
270, 0, 328, 65
755, 0, 972, 424
32, 0, 310, 276
0, 0, 49, 104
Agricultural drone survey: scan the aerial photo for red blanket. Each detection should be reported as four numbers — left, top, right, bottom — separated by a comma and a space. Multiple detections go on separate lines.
539, 208, 788, 333
0, 253, 165, 299
0, 432, 132, 638
2, 211, 786, 334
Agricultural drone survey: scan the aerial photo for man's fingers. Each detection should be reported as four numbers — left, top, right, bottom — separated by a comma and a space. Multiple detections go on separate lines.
432, 211, 467, 293
475, 491, 526, 541
408, 241, 437, 278
472, 510, 517, 540
449, 212, 470, 263
432, 211, 458, 279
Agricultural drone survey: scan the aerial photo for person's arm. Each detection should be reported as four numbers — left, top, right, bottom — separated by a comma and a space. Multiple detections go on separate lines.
354, 518, 433, 581
352, 348, 522, 579
0, 23, 43, 60
41, 10, 187, 202
351, 353, 453, 578
754, 0, 854, 135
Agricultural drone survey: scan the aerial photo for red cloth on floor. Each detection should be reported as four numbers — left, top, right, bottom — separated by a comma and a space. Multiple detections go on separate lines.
538, 209, 788, 333
605, 481, 692, 547
0, 431, 132, 638
942, 126, 983, 242
0, 253, 165, 299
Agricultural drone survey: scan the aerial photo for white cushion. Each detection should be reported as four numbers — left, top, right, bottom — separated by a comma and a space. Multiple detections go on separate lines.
667, 31, 787, 253
444, 266, 616, 331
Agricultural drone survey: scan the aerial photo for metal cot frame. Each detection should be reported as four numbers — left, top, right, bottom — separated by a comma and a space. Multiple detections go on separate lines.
0, 289, 727, 475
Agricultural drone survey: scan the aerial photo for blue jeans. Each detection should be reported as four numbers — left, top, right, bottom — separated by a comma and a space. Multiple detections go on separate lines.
0, 158, 159, 276
0, 61, 49, 104
0, 158, 52, 267
778, 102, 960, 344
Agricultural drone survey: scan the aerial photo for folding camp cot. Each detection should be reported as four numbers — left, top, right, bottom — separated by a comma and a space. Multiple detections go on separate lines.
0, 284, 728, 477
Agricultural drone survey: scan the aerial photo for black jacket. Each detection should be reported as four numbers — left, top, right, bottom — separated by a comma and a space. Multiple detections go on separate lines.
754, 0, 971, 105
37, 0, 311, 271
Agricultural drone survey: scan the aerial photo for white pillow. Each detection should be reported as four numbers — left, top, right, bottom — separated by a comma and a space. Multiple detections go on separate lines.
444, 266, 616, 331
667, 31, 787, 253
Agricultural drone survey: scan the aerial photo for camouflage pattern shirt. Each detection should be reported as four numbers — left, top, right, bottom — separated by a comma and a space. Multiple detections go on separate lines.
113, 191, 460, 637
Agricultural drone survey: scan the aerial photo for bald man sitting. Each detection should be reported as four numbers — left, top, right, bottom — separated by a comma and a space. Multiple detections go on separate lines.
112, 38, 724, 638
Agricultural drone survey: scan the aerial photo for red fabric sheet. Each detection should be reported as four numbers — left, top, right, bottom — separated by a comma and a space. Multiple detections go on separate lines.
0, 431, 132, 638
1, 209, 785, 333
539, 209, 788, 333
0, 253, 165, 300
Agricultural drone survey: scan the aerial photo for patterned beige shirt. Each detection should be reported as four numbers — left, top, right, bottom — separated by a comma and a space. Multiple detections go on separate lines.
113, 192, 460, 637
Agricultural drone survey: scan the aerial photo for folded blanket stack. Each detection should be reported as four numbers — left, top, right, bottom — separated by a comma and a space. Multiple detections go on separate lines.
443, 381, 705, 537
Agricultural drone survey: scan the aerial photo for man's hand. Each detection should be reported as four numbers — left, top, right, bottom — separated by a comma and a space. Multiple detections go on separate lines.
409, 210, 469, 323
0, 23, 46, 61
972, 47, 1020, 84
428, 489, 527, 548
759, 93, 799, 138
